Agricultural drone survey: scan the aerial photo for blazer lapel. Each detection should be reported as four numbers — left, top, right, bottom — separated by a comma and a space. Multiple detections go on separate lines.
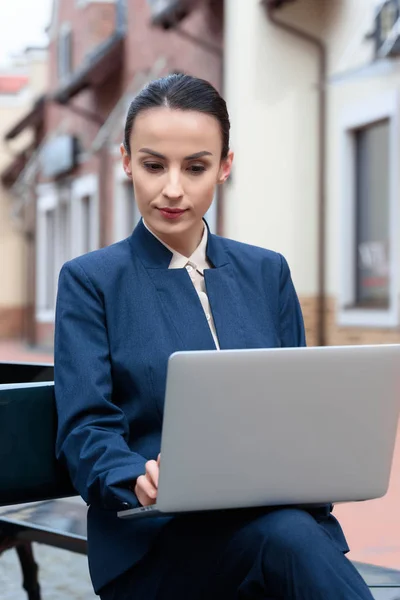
128, 219, 249, 351
147, 269, 217, 351
129, 220, 216, 351
204, 265, 247, 350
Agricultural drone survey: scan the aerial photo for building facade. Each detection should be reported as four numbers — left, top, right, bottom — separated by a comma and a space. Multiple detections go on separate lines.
0, 48, 48, 341
224, 0, 400, 346
8, 0, 397, 350
7, 0, 223, 348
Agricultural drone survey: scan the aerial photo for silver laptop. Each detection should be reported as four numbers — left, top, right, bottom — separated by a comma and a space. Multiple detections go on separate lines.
118, 344, 400, 520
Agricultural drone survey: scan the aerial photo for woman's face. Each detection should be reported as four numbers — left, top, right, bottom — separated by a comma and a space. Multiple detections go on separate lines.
120, 107, 233, 255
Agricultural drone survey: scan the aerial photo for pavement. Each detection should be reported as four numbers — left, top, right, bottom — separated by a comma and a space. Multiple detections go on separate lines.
1, 339, 400, 598
335, 420, 400, 571
0, 543, 96, 599
0, 340, 54, 364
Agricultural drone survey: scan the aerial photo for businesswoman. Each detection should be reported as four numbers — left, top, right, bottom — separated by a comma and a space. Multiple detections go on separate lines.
54, 74, 373, 599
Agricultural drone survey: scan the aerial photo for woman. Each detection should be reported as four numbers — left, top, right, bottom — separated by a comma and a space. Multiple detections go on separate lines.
54, 74, 373, 599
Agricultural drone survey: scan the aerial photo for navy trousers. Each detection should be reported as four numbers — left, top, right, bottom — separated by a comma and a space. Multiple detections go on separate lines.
99, 508, 374, 600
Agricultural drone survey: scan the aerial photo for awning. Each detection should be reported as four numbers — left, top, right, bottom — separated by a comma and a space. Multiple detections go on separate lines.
4, 95, 46, 141
53, 32, 125, 104
1, 147, 32, 187
147, 0, 196, 27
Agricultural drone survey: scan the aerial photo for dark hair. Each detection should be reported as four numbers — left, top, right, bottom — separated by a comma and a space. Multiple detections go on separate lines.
123, 74, 230, 159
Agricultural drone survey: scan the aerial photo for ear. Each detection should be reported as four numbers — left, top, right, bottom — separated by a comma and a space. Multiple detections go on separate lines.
120, 143, 132, 179
217, 150, 234, 184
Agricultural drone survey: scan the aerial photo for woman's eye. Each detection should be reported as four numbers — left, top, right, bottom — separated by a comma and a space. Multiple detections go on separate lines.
188, 165, 206, 175
144, 162, 164, 172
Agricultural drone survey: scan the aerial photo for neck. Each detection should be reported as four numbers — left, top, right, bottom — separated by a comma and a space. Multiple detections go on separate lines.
146, 221, 205, 257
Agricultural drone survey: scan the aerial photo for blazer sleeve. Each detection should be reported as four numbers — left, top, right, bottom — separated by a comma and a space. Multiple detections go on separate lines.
278, 254, 306, 348
54, 260, 146, 510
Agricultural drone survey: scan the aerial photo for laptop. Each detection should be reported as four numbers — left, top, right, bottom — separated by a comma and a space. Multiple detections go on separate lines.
118, 344, 400, 520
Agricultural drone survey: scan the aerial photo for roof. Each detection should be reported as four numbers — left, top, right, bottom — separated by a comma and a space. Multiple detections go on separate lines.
0, 75, 29, 95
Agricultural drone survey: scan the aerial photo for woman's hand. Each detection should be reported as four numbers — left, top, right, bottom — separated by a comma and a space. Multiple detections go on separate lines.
134, 454, 160, 506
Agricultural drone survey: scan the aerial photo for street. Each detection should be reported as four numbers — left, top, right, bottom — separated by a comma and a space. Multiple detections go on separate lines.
0, 543, 96, 599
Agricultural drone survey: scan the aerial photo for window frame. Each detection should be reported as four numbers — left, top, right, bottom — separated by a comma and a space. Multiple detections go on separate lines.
36, 185, 58, 323
58, 23, 72, 82
338, 91, 400, 328
113, 162, 142, 242
71, 174, 100, 256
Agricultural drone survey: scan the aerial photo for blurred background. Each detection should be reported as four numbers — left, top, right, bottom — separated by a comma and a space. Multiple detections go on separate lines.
1, 0, 400, 598
0, 0, 397, 350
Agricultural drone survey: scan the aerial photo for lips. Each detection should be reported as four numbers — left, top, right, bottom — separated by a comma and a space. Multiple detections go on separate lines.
158, 208, 187, 220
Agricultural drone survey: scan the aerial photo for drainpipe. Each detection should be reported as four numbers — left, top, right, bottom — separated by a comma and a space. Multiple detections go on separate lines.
262, 0, 327, 346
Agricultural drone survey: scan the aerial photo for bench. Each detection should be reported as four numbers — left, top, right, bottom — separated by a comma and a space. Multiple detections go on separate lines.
0, 497, 87, 599
1, 361, 400, 599
0, 361, 82, 599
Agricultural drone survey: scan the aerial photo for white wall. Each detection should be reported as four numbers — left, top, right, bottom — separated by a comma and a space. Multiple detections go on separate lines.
224, 0, 400, 313
224, 0, 321, 296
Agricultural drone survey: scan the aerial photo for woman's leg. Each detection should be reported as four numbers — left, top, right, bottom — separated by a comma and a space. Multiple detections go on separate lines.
215, 508, 374, 600
99, 508, 373, 600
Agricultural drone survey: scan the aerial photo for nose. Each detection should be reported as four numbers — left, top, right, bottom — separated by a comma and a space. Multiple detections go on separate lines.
162, 170, 184, 200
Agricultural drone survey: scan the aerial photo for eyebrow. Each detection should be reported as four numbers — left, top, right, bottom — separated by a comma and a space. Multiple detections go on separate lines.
138, 148, 213, 160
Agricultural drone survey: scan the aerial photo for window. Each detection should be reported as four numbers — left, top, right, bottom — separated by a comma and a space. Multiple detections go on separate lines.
36, 181, 97, 323
58, 24, 72, 81
81, 195, 92, 254
205, 189, 219, 234
338, 93, 399, 327
71, 174, 99, 256
44, 210, 56, 311
36, 186, 58, 321
59, 198, 71, 266
114, 167, 141, 241
123, 182, 141, 235
378, 0, 399, 47
354, 120, 390, 309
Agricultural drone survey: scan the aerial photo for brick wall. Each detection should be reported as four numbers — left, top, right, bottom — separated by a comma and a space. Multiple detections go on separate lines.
299, 296, 400, 347
325, 297, 400, 346
35, 0, 224, 348
35, 321, 56, 350
85, 3, 116, 56
298, 296, 319, 347
0, 307, 26, 339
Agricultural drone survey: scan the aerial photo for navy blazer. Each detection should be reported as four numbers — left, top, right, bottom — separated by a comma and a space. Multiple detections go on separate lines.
54, 220, 347, 593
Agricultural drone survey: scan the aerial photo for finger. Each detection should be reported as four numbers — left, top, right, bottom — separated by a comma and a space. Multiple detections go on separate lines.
157, 453, 161, 467
134, 475, 157, 506
145, 460, 159, 489
135, 485, 154, 507
140, 474, 158, 499
134, 476, 148, 506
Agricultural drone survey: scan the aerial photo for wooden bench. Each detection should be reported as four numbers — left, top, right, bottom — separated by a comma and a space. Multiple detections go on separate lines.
1, 361, 400, 599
